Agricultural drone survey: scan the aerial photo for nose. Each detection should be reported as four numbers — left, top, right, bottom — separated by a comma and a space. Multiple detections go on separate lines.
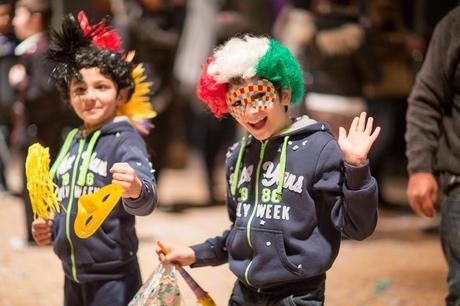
245, 104, 261, 116
84, 88, 97, 101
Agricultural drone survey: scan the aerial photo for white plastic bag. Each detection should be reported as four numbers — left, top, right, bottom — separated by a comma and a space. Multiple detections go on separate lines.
128, 264, 181, 306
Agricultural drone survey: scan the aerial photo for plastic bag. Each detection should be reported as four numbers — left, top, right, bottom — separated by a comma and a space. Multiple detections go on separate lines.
128, 263, 181, 306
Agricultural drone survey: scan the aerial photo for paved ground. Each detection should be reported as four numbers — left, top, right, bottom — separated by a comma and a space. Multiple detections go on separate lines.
0, 153, 448, 306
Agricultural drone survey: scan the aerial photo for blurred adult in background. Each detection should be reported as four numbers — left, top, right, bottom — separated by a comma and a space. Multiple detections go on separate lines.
173, 0, 273, 205
405, 6, 460, 305
113, 0, 186, 182
0, 0, 16, 193
274, 0, 380, 137
9, 0, 76, 243
364, 0, 424, 194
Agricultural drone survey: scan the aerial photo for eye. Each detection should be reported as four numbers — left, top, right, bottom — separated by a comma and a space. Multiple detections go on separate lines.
251, 92, 265, 100
72, 87, 86, 96
232, 100, 242, 108
96, 84, 109, 90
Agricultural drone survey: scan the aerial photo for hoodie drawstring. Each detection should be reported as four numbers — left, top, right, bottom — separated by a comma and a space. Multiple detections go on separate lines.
231, 132, 249, 198
77, 130, 101, 186
50, 128, 79, 179
231, 133, 289, 202
276, 135, 289, 200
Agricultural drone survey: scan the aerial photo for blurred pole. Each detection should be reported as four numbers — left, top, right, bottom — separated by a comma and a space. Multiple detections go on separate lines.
109, 0, 130, 48
412, 0, 425, 73
51, 0, 64, 29
0, 128, 10, 171
357, 0, 368, 25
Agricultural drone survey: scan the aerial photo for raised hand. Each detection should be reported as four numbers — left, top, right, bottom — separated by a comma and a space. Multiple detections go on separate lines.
338, 112, 381, 166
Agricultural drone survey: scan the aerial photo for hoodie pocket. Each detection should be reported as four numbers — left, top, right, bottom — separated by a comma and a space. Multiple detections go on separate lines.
52, 213, 71, 262
227, 226, 254, 281
245, 228, 304, 288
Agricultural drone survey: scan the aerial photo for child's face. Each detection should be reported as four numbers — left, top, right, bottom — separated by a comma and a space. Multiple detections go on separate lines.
69, 67, 126, 129
12, 6, 35, 40
227, 78, 291, 141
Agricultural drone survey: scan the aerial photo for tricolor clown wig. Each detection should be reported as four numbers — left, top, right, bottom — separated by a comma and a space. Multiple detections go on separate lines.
197, 35, 303, 118
47, 11, 156, 134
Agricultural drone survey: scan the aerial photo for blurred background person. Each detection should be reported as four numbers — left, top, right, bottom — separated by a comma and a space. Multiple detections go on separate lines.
0, 0, 16, 194
118, 0, 187, 182
364, 0, 425, 202
275, 0, 380, 137
9, 0, 76, 244
405, 5, 460, 304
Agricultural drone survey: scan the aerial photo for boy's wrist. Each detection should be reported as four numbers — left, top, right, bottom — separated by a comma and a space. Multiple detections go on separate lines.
344, 155, 367, 166
131, 177, 143, 199
344, 160, 372, 190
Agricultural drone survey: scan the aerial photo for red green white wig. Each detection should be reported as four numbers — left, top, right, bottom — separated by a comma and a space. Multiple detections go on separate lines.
196, 35, 304, 118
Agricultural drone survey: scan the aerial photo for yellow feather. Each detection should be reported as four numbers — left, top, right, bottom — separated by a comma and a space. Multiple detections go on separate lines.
117, 63, 157, 134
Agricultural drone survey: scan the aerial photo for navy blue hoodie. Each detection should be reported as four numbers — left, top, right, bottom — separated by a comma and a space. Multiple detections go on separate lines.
51, 118, 157, 283
191, 116, 378, 294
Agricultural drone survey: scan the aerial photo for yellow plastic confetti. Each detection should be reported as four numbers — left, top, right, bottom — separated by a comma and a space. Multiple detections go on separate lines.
74, 183, 123, 239
25, 143, 60, 219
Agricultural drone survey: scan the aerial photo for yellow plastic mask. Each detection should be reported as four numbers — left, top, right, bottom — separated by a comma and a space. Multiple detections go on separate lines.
74, 183, 123, 239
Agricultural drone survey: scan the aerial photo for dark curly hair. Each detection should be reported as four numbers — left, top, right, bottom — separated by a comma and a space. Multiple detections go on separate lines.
53, 47, 134, 102
47, 13, 134, 102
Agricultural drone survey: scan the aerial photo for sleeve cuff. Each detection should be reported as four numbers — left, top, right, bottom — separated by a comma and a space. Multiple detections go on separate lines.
190, 242, 216, 268
123, 179, 157, 215
124, 182, 148, 207
344, 160, 372, 190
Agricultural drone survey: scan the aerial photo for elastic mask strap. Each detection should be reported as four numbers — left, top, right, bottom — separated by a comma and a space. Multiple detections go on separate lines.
231, 132, 249, 197
276, 135, 290, 199
77, 130, 101, 186
50, 128, 79, 179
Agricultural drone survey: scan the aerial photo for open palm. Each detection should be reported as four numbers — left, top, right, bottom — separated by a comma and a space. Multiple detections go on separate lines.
338, 112, 381, 166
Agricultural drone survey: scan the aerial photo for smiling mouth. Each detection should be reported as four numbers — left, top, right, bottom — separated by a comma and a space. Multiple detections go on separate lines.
84, 108, 99, 112
249, 117, 267, 130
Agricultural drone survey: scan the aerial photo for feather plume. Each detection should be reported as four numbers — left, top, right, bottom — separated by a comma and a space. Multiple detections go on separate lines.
117, 64, 156, 134
47, 13, 91, 66
78, 11, 123, 53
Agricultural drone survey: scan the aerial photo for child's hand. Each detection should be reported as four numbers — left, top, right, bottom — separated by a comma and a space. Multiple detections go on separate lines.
8, 64, 26, 86
338, 112, 381, 166
110, 162, 142, 199
155, 242, 196, 266
31, 218, 53, 246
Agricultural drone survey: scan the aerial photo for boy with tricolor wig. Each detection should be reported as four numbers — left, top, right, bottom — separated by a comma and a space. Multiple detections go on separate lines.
157, 35, 381, 305
30, 12, 157, 306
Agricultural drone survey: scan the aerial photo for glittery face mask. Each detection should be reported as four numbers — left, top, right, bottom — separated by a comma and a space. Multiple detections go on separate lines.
226, 79, 277, 119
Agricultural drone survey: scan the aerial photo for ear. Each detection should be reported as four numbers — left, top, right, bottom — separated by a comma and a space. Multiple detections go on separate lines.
115, 88, 129, 107
280, 89, 291, 106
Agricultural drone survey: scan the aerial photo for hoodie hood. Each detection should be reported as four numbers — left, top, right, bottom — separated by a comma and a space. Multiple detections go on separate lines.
276, 115, 332, 138
88, 116, 135, 137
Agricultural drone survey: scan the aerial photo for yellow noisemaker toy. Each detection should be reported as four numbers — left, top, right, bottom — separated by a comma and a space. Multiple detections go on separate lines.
74, 183, 123, 239
25, 143, 60, 219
